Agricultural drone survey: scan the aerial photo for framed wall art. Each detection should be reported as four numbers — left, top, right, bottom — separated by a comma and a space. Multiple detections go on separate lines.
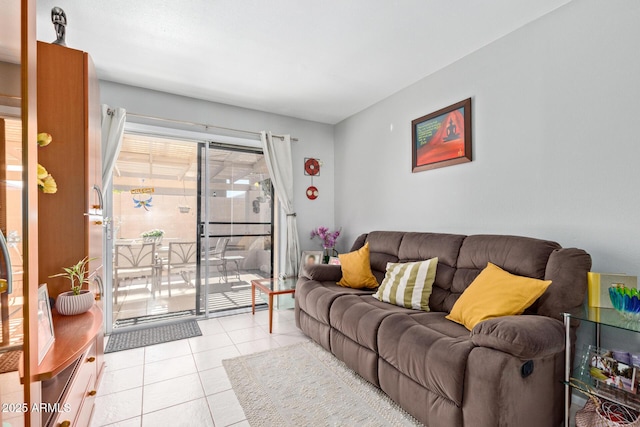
412, 98, 472, 172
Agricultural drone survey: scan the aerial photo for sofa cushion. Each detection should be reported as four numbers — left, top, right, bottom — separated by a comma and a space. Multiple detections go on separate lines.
337, 242, 379, 289
446, 263, 553, 330
443, 235, 561, 312
330, 295, 416, 353
356, 231, 405, 282
541, 248, 592, 321
470, 315, 565, 359
378, 313, 474, 406
372, 258, 438, 311
295, 280, 374, 325
300, 264, 342, 282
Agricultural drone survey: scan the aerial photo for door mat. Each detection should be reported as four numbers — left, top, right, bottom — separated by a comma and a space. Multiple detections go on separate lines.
105, 320, 202, 354
113, 309, 195, 328
0, 350, 21, 374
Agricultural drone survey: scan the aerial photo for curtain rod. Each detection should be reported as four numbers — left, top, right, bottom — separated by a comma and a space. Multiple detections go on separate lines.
109, 109, 298, 142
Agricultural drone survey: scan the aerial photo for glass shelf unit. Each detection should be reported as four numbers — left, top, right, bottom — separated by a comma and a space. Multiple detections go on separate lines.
564, 307, 640, 424
573, 307, 640, 333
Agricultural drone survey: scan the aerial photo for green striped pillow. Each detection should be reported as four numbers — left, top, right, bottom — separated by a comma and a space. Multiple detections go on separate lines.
372, 258, 438, 311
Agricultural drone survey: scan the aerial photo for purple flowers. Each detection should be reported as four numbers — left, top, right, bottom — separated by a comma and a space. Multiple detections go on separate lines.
310, 226, 341, 249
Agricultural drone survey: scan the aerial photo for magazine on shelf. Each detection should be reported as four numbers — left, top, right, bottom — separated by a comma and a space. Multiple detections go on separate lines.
590, 349, 638, 394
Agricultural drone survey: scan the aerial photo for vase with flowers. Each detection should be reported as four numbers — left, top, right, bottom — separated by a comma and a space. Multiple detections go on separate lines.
49, 256, 97, 315
310, 226, 341, 263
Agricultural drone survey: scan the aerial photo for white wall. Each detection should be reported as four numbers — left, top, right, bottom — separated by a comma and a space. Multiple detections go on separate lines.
99, 81, 336, 256
335, 0, 640, 277
335, 0, 640, 360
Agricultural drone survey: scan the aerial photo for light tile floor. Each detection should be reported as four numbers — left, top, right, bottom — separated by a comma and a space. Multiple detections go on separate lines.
91, 308, 309, 427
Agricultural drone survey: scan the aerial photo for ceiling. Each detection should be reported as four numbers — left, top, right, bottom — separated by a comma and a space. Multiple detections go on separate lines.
115, 134, 269, 195
3, 1, 572, 124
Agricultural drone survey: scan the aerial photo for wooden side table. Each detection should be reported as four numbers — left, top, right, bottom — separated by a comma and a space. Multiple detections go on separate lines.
251, 277, 297, 333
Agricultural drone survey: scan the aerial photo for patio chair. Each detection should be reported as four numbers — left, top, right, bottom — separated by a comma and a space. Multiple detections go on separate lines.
164, 241, 197, 297
113, 242, 156, 304
205, 238, 231, 283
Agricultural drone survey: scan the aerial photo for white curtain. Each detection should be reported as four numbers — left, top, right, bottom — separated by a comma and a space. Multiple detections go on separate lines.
101, 105, 126, 190
261, 131, 300, 277
100, 105, 125, 333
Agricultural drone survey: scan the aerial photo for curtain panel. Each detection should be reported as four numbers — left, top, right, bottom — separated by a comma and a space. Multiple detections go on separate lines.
260, 131, 300, 276
101, 105, 126, 190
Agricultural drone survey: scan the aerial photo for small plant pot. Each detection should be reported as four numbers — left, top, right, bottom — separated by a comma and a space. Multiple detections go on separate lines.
56, 290, 94, 315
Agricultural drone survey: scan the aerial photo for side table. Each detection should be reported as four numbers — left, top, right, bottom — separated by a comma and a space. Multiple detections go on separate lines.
251, 277, 297, 333
564, 308, 640, 426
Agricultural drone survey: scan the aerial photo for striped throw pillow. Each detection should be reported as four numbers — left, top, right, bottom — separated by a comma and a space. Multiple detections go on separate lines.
372, 258, 438, 311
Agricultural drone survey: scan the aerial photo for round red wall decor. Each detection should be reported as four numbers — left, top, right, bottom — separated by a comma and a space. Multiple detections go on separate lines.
306, 186, 318, 200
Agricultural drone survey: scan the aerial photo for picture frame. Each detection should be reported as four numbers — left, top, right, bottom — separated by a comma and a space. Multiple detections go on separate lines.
328, 256, 341, 265
299, 250, 323, 276
37, 284, 55, 365
587, 272, 638, 308
589, 347, 638, 394
412, 98, 472, 172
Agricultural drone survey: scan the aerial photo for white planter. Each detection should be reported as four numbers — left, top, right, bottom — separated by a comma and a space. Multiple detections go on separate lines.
56, 290, 94, 315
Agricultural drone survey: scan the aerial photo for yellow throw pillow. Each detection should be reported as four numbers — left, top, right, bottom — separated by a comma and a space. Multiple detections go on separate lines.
446, 262, 552, 330
337, 242, 379, 289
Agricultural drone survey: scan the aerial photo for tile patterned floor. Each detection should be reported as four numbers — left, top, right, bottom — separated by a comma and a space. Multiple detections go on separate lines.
112, 272, 265, 324
91, 308, 308, 427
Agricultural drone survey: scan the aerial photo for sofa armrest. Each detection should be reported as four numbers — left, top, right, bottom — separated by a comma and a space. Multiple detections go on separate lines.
470, 315, 564, 359
300, 264, 342, 282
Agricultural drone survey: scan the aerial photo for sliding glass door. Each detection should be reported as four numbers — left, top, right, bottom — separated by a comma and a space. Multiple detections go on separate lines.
197, 143, 273, 316
111, 134, 199, 327
108, 132, 273, 328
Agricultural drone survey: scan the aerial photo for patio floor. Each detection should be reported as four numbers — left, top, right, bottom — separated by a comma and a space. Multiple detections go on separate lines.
112, 270, 271, 327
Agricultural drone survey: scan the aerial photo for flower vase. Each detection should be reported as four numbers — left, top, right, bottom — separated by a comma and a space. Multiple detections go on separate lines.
323, 248, 338, 264
56, 290, 95, 315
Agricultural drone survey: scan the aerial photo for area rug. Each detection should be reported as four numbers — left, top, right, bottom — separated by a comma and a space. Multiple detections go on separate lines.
223, 341, 423, 426
105, 320, 201, 353
0, 350, 21, 374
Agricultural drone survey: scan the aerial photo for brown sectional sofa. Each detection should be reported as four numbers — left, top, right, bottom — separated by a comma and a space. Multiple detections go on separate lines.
295, 231, 592, 427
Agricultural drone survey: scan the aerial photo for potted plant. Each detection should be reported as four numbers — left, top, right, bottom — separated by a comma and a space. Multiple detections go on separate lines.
49, 256, 97, 315
310, 226, 341, 263
141, 228, 164, 243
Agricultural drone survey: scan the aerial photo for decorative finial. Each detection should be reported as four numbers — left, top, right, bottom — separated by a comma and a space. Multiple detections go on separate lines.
51, 7, 67, 46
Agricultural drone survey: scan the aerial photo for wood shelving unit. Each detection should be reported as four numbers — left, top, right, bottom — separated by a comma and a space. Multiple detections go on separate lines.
21, 306, 103, 382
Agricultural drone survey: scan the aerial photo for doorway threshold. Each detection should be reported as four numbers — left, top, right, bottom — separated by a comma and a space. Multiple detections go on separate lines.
113, 309, 196, 329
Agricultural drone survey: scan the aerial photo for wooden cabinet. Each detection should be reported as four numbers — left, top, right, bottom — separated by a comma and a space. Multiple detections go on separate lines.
33, 42, 105, 426
36, 41, 104, 300
34, 307, 105, 427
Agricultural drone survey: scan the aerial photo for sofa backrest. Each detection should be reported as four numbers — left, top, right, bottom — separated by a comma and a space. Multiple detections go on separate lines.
351, 231, 592, 321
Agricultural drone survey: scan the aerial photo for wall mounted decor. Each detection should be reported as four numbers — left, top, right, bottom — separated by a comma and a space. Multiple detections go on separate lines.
304, 158, 320, 176
412, 98, 472, 172
306, 186, 318, 200
304, 157, 321, 200
131, 186, 154, 211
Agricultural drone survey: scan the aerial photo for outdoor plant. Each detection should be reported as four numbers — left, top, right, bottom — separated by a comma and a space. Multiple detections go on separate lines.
49, 256, 96, 295
310, 226, 341, 250
141, 229, 164, 238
